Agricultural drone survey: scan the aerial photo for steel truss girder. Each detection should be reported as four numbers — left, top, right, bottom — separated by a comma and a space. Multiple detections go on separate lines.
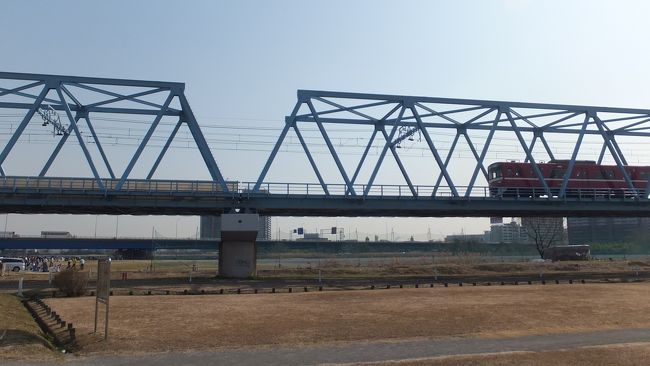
0, 72, 228, 192
258, 90, 650, 199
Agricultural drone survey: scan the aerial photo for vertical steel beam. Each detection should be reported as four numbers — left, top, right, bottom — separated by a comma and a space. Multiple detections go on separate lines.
410, 104, 458, 197
178, 92, 228, 192
364, 106, 405, 197
56, 87, 104, 189
559, 114, 590, 198
254, 101, 302, 192
505, 110, 551, 196
147, 118, 183, 179
307, 99, 356, 195
294, 123, 330, 195
115, 92, 174, 191
0, 84, 50, 168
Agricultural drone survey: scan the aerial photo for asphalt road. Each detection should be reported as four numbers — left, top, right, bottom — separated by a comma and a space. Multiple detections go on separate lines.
7, 328, 650, 366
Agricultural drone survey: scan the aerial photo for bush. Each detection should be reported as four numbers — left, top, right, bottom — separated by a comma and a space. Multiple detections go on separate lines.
53, 269, 89, 297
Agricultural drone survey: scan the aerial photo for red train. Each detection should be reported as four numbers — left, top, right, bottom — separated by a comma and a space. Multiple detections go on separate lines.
487, 160, 650, 197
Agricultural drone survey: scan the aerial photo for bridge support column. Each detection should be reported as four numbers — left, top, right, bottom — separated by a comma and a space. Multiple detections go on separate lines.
218, 214, 258, 278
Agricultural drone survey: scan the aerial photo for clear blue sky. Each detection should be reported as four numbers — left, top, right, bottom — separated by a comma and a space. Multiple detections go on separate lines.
2, 0, 650, 239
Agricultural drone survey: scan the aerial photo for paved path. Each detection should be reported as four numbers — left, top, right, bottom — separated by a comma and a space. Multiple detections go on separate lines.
8, 328, 650, 366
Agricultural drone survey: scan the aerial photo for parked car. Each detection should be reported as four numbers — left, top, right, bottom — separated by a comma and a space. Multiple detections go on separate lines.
1, 257, 25, 272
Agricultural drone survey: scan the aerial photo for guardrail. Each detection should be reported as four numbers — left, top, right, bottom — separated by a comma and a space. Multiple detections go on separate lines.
0, 176, 645, 200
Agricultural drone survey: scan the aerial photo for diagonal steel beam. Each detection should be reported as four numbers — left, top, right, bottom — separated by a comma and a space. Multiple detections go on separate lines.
38, 122, 73, 177
294, 123, 330, 196
350, 128, 378, 185
538, 133, 556, 161
610, 136, 628, 166
379, 126, 417, 196
69, 82, 179, 113
524, 136, 538, 163
86, 88, 165, 108
0, 84, 50, 168
594, 115, 636, 194
83, 115, 115, 178
254, 101, 302, 192
364, 106, 405, 196
56, 87, 104, 189
307, 99, 356, 195
115, 92, 175, 191
462, 132, 488, 179
597, 141, 607, 164
178, 92, 228, 192
146, 118, 183, 179
410, 104, 458, 197
506, 110, 550, 196
349, 104, 403, 193
296, 99, 393, 119
433, 132, 461, 196
0, 81, 43, 98
465, 111, 501, 197
559, 114, 590, 198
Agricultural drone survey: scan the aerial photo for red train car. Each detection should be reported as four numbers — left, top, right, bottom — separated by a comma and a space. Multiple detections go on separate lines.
487, 160, 650, 197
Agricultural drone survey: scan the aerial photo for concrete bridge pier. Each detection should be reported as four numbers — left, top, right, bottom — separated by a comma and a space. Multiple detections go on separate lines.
218, 214, 259, 278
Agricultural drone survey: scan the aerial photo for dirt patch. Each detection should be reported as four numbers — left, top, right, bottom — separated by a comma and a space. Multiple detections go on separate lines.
44, 282, 650, 356
367, 342, 650, 366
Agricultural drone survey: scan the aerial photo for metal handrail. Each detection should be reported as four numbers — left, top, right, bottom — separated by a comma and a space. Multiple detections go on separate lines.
0, 176, 644, 200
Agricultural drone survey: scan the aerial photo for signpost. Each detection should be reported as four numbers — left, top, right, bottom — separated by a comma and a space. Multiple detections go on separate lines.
94, 258, 111, 340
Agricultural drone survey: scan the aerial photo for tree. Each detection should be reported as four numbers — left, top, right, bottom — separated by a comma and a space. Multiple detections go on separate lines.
522, 217, 565, 258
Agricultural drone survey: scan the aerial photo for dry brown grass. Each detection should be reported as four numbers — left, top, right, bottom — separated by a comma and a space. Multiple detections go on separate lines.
360, 342, 650, 366
45, 282, 650, 356
2, 258, 648, 284
0, 294, 60, 362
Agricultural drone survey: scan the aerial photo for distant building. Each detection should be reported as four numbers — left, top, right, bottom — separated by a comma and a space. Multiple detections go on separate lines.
567, 217, 650, 244
489, 221, 529, 244
200, 215, 271, 241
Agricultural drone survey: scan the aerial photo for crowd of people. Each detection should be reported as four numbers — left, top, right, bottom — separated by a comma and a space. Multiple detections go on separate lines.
22, 256, 86, 272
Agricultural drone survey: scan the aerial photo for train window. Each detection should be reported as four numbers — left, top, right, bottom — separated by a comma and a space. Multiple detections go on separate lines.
576, 170, 588, 178
514, 167, 521, 177
550, 169, 565, 179
601, 170, 615, 179
489, 167, 502, 179
640, 171, 650, 180
506, 168, 513, 177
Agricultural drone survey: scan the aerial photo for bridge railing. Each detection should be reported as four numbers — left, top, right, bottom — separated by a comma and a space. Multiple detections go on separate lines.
0, 176, 644, 200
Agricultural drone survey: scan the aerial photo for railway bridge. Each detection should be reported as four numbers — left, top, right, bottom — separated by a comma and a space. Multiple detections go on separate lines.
3, 72, 650, 276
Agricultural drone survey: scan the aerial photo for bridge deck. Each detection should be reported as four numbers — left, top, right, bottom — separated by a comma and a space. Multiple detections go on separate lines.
0, 176, 648, 217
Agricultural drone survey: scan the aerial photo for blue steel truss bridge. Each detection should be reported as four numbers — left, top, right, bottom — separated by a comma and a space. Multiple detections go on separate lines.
1, 72, 650, 217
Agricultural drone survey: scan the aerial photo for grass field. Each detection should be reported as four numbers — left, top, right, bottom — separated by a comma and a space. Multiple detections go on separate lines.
44, 282, 650, 356
0, 294, 60, 362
